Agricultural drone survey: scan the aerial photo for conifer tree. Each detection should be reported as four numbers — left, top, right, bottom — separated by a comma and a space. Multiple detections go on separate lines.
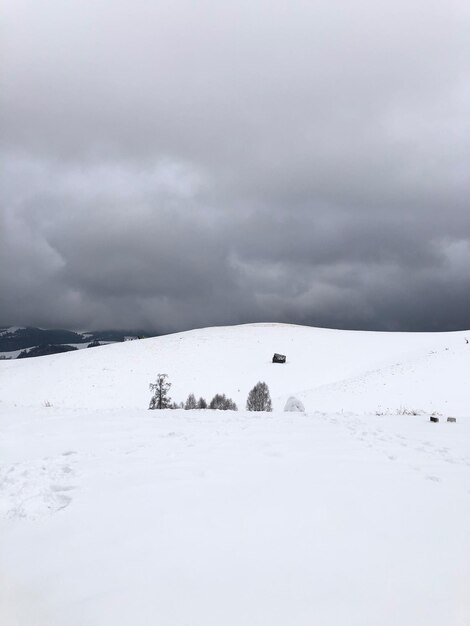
246, 381, 272, 412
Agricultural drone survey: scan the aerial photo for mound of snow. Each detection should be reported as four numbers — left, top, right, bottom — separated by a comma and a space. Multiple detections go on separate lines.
284, 396, 305, 412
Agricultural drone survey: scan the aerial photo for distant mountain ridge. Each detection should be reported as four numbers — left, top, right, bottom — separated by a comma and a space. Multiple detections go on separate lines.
0, 326, 151, 356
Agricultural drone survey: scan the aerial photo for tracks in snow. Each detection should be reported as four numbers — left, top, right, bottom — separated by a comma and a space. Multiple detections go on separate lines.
319, 412, 470, 490
0, 450, 79, 520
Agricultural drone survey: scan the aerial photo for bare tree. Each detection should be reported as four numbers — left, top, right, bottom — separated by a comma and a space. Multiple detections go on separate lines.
246, 381, 272, 412
149, 373, 172, 409
184, 393, 197, 410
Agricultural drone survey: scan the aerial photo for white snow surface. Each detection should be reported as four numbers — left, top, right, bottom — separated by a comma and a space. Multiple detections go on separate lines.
0, 322, 469, 625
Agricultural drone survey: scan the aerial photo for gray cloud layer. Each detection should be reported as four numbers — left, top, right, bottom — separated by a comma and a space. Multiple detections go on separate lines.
2, 0, 470, 332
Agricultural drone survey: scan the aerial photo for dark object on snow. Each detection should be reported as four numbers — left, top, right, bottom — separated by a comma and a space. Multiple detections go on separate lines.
272, 353, 286, 364
430, 416, 439, 423
447, 417, 457, 423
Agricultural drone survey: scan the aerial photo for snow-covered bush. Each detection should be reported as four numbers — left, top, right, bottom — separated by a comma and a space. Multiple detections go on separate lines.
169, 401, 183, 409
209, 393, 238, 411
284, 396, 305, 412
246, 382, 272, 412
184, 393, 197, 410
197, 397, 208, 409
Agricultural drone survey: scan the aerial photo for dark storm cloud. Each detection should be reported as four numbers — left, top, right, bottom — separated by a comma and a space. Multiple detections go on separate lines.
2, 0, 470, 332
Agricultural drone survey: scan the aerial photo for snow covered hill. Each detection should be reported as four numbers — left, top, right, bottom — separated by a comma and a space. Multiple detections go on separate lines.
1, 324, 469, 626
1, 322, 469, 414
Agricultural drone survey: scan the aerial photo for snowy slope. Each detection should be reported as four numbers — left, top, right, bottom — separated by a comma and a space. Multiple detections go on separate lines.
1, 322, 469, 414
1, 323, 469, 626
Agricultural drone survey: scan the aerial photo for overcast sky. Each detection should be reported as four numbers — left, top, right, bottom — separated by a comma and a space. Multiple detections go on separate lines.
2, 0, 470, 333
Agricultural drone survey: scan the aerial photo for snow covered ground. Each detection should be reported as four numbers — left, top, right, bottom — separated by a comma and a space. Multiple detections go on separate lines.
0, 323, 469, 625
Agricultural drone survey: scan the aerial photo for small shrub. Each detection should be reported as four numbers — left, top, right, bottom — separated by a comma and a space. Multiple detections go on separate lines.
209, 393, 238, 411
184, 393, 197, 410
397, 407, 422, 416
197, 397, 208, 409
